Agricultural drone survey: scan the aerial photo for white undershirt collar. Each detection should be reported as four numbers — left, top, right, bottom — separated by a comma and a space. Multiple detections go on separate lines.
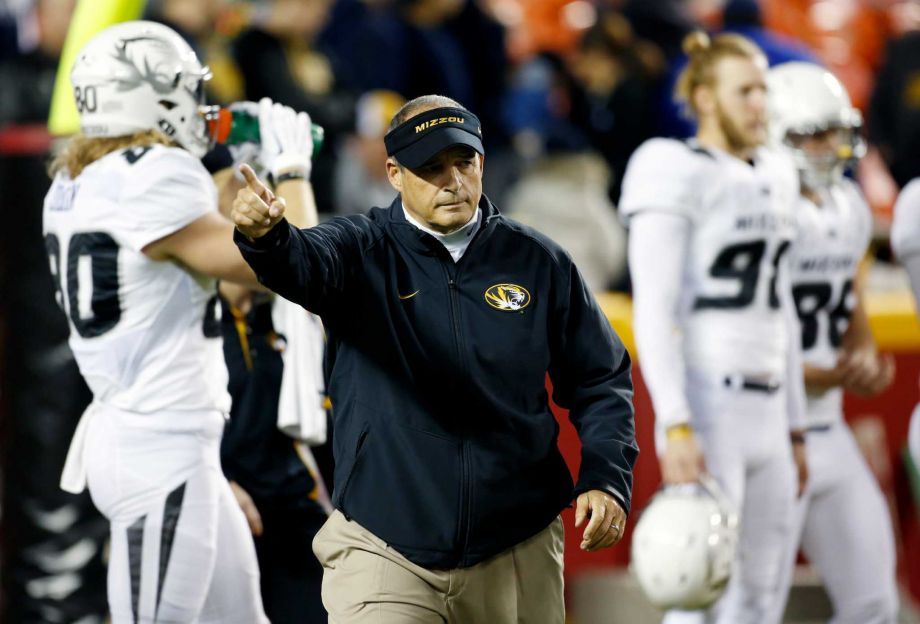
402, 203, 481, 262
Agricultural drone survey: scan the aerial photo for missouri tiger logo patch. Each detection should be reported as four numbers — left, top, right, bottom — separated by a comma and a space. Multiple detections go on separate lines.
484, 283, 531, 312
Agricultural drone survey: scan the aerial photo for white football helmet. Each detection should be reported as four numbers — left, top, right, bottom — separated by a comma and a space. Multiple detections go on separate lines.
767, 61, 865, 190
631, 476, 739, 611
70, 21, 212, 158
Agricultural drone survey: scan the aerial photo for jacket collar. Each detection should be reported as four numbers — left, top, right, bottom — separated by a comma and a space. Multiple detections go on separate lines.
385, 194, 501, 256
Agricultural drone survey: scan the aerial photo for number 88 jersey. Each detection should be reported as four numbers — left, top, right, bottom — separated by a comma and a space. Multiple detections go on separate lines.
788, 180, 871, 426
620, 138, 800, 377
42, 144, 231, 415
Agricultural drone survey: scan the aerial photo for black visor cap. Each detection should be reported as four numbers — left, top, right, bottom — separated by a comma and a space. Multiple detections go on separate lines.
384, 107, 484, 168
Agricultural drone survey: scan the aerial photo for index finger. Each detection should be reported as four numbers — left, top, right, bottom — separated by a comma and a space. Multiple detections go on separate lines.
587, 507, 617, 551
582, 499, 607, 543
239, 164, 273, 202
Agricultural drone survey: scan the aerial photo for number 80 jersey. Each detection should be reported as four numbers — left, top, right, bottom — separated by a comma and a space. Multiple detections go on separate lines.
620, 138, 800, 377
42, 144, 231, 415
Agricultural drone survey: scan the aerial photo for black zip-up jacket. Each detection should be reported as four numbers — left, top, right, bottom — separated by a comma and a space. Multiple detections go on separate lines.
234, 195, 637, 569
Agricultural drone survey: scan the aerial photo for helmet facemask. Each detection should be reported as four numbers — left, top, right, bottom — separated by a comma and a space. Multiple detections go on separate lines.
155, 66, 214, 158
783, 121, 865, 191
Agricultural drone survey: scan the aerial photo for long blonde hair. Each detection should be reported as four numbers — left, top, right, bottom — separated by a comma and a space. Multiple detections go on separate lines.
49, 130, 176, 178
674, 31, 765, 118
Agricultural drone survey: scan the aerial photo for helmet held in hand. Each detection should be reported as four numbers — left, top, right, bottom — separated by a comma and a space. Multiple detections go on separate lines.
631, 476, 739, 611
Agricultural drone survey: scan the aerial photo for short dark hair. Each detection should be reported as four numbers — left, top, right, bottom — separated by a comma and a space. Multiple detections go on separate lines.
387, 95, 469, 134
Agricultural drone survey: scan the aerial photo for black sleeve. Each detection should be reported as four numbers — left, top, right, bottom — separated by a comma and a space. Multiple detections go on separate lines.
233, 217, 376, 314
201, 144, 232, 175
547, 259, 638, 513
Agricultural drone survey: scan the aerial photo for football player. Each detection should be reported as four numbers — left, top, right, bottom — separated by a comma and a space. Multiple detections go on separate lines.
892, 179, 920, 472
767, 61, 898, 624
44, 21, 314, 623
620, 31, 807, 624
892, 177, 920, 477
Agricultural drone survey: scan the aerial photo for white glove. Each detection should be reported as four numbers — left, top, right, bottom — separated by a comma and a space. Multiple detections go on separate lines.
258, 96, 314, 180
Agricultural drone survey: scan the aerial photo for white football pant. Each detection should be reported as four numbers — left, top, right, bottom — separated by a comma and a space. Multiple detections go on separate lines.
83, 406, 268, 624
662, 370, 796, 624
770, 422, 897, 624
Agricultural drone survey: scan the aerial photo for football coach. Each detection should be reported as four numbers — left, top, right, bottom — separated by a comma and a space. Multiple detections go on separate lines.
231, 94, 638, 623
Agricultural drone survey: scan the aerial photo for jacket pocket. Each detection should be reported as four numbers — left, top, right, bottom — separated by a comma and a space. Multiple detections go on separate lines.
343, 411, 462, 554
334, 421, 369, 507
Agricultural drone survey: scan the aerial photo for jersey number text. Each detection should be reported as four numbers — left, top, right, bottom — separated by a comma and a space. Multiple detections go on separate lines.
45, 232, 121, 338
694, 239, 791, 310
792, 280, 854, 350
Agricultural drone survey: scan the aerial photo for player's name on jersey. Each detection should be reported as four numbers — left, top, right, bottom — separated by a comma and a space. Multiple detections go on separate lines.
734, 213, 797, 233
46, 181, 77, 211
793, 254, 858, 274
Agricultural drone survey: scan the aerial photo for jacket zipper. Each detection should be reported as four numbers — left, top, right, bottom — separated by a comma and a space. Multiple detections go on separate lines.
442, 217, 495, 563
444, 268, 474, 563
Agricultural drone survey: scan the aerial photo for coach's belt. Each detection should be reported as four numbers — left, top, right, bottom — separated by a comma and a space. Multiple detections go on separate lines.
723, 374, 781, 394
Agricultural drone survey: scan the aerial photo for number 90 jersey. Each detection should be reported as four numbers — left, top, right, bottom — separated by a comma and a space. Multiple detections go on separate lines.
620, 138, 799, 377
788, 180, 871, 426
42, 144, 231, 415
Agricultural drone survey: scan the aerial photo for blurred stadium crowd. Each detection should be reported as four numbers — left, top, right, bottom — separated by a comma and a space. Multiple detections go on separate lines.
2, 0, 920, 622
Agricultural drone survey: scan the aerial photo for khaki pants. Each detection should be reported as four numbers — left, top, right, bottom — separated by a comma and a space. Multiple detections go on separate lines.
312, 510, 565, 623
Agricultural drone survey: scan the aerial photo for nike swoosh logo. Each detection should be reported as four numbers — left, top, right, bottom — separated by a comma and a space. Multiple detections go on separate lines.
398, 290, 420, 300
